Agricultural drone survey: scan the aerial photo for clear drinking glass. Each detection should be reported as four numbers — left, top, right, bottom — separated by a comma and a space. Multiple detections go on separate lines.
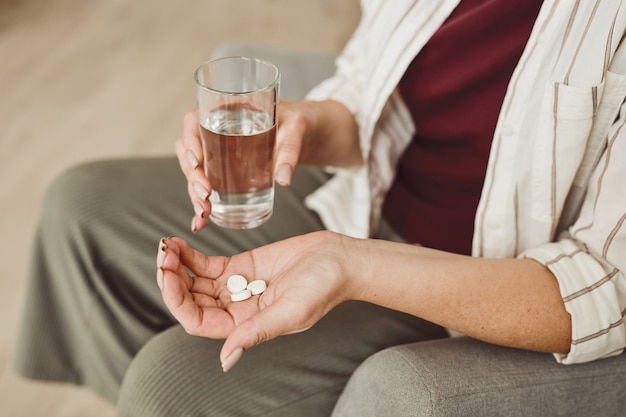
195, 56, 280, 229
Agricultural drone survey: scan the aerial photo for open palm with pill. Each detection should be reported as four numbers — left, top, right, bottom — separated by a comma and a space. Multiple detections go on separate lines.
157, 231, 358, 372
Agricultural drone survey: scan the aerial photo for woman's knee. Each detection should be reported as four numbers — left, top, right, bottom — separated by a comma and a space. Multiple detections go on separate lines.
117, 326, 222, 417
331, 346, 434, 417
118, 307, 387, 417
118, 324, 343, 417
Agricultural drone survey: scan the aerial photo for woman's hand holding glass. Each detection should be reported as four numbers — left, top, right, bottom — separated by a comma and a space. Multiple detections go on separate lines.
174, 100, 361, 232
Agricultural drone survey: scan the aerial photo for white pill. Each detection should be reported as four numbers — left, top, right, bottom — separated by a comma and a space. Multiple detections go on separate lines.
227, 274, 248, 293
230, 289, 252, 302
247, 279, 267, 295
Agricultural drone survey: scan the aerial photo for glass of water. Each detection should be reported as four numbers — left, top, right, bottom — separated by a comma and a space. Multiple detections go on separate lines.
194, 56, 280, 229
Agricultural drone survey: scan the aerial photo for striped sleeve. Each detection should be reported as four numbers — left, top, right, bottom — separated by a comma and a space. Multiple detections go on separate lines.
523, 102, 626, 364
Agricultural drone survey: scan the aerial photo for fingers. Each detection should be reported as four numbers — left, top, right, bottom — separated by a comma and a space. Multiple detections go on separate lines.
157, 237, 235, 338
160, 266, 203, 328
173, 237, 231, 279
175, 110, 212, 232
157, 237, 193, 290
157, 239, 204, 330
274, 102, 307, 187
176, 110, 203, 177
159, 237, 230, 280
161, 268, 236, 338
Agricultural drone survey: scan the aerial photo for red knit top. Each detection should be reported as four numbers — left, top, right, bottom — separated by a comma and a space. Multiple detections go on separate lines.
382, 0, 543, 255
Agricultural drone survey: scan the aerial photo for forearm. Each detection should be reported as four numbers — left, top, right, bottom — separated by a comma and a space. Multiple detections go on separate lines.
346, 237, 572, 354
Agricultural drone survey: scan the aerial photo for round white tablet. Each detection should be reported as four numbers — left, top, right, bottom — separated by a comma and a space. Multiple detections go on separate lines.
247, 279, 267, 295
230, 289, 252, 302
227, 274, 248, 293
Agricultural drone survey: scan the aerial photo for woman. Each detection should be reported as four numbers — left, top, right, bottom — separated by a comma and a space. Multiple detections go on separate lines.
16, 1, 626, 416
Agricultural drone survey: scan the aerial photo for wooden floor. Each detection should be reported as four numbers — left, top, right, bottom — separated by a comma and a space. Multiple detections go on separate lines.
0, 1, 359, 415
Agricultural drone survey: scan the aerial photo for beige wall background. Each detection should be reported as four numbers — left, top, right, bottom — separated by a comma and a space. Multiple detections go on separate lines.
0, 1, 360, 415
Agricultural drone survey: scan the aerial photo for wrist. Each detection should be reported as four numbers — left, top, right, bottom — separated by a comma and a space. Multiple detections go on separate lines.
301, 100, 361, 167
335, 233, 372, 302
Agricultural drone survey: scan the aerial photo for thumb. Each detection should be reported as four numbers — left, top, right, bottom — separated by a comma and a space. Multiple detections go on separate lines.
219, 301, 312, 372
274, 110, 306, 186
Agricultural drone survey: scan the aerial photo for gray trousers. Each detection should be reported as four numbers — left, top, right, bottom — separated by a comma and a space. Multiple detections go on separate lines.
14, 158, 446, 416
14, 44, 626, 416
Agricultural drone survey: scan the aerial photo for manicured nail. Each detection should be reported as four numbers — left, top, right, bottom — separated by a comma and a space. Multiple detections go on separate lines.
187, 150, 199, 169
157, 238, 167, 266
194, 182, 209, 201
276, 163, 292, 186
193, 202, 205, 218
222, 347, 244, 372
157, 266, 164, 291
191, 217, 198, 233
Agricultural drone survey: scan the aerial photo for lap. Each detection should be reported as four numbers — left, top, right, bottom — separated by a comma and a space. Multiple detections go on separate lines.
117, 302, 447, 417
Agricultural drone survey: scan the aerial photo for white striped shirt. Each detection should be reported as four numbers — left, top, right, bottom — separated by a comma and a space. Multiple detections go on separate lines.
304, 0, 626, 364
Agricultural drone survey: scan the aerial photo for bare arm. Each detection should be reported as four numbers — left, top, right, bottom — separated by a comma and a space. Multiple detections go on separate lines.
159, 231, 571, 372
350, 237, 572, 354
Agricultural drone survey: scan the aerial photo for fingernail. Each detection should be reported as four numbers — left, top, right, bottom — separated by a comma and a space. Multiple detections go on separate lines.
187, 150, 199, 169
157, 238, 167, 266
222, 347, 244, 372
191, 217, 198, 233
157, 266, 164, 291
193, 202, 205, 218
276, 163, 292, 186
194, 182, 209, 201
